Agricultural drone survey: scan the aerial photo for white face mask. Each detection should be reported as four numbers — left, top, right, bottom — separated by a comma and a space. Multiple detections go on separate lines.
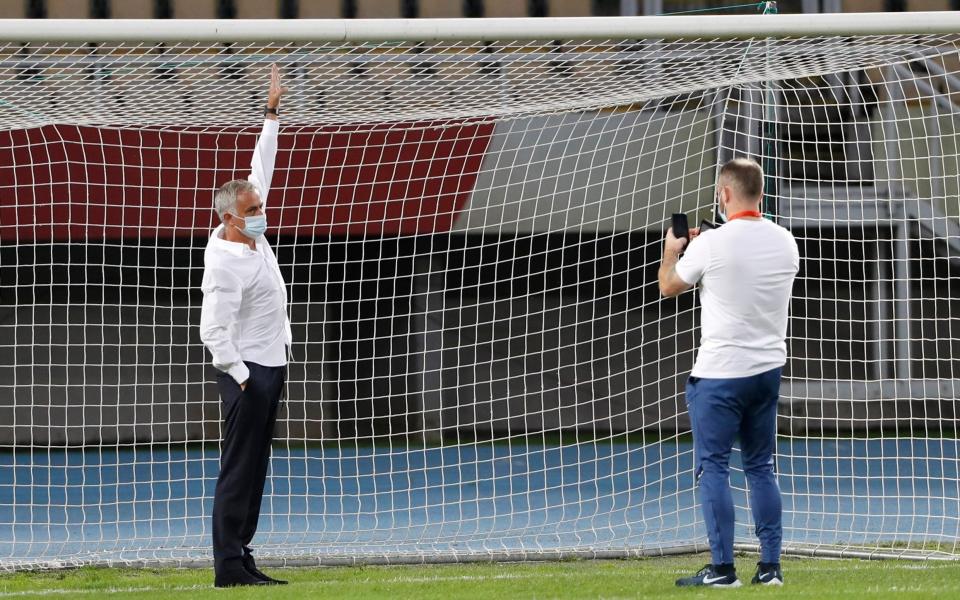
229, 212, 267, 239
716, 189, 728, 223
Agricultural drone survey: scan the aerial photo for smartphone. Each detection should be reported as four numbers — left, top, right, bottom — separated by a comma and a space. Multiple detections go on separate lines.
699, 219, 717, 233
671, 213, 689, 242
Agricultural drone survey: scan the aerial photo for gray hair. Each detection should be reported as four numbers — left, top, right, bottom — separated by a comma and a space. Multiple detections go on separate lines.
213, 179, 258, 219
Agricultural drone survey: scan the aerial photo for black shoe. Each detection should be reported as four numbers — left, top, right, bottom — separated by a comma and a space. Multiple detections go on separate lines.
675, 564, 741, 588
751, 562, 784, 586
243, 556, 288, 585
214, 568, 270, 588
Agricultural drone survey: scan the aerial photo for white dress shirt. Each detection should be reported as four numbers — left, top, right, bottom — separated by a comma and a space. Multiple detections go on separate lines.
199, 119, 291, 385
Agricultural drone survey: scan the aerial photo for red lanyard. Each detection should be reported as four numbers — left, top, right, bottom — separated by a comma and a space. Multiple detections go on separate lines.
726, 210, 762, 222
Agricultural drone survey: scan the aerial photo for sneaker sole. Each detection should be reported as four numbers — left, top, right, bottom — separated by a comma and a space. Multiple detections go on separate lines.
755, 578, 783, 586
710, 580, 743, 588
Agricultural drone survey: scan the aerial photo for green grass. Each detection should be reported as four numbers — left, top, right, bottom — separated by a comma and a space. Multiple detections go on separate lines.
1, 554, 958, 599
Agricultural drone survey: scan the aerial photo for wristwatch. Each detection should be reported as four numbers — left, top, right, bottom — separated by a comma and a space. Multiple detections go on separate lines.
264, 106, 279, 116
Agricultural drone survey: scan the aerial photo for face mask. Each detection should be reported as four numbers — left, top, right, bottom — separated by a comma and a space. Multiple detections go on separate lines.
715, 190, 728, 223
230, 212, 267, 239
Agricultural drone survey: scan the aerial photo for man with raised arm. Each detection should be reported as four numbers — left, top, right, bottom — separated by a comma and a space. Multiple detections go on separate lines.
199, 64, 290, 588
659, 158, 799, 588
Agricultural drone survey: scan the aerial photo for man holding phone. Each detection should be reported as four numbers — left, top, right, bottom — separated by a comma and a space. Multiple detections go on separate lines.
658, 158, 799, 587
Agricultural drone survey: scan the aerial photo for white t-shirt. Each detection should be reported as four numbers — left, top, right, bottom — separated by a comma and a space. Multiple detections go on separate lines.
674, 218, 799, 379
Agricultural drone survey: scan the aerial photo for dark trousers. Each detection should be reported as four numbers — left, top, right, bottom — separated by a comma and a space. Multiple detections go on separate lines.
685, 367, 783, 566
212, 361, 284, 575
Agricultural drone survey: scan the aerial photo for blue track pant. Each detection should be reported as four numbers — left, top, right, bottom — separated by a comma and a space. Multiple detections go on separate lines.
685, 367, 783, 565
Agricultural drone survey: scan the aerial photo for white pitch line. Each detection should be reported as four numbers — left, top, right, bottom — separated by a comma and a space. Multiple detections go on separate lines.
0, 585, 208, 597
0, 572, 573, 597
378, 572, 571, 584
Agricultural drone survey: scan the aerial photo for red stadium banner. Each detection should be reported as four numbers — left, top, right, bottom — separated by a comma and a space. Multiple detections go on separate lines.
0, 120, 494, 242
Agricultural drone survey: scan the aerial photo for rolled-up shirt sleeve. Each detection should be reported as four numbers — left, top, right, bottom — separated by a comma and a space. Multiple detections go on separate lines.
199, 266, 249, 385
247, 118, 279, 209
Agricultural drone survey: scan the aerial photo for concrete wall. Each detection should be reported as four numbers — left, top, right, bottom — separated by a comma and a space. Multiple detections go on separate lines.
0, 231, 692, 446
871, 104, 960, 220
5, 224, 956, 447
454, 110, 716, 234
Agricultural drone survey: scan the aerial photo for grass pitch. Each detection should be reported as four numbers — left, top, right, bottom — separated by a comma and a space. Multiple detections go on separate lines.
1, 554, 958, 599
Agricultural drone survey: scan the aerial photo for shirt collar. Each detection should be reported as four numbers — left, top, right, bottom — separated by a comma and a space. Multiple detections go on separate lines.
210, 223, 260, 257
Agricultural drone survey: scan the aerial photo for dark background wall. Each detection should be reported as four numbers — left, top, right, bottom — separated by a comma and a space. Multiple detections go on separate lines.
0, 229, 699, 446
4, 225, 959, 446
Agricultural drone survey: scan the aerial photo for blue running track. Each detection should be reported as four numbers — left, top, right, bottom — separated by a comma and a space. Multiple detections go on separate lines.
1, 438, 957, 567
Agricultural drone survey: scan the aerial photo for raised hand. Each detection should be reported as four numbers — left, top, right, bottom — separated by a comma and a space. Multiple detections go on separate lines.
267, 63, 288, 110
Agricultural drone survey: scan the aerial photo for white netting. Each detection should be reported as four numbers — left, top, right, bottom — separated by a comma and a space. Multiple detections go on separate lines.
0, 35, 957, 126
1, 27, 959, 569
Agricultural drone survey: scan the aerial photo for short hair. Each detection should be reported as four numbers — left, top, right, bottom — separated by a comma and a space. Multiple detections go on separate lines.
213, 179, 258, 219
718, 158, 764, 201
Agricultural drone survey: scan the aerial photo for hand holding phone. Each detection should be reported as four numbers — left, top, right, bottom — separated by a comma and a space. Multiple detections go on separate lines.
671, 213, 689, 242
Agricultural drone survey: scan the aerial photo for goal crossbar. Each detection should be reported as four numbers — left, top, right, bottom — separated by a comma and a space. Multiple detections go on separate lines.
1, 12, 960, 43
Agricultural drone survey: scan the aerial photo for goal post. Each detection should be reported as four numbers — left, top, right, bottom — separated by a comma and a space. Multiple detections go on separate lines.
1, 13, 959, 569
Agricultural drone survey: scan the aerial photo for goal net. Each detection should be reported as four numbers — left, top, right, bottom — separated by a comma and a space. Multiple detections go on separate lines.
1, 14, 959, 569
